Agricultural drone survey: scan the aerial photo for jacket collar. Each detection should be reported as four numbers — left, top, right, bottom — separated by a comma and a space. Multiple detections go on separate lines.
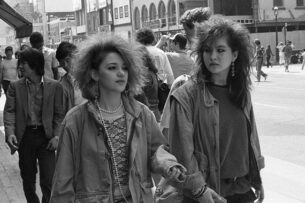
121, 93, 142, 118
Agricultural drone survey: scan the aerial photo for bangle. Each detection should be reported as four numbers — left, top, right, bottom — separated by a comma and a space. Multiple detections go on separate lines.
194, 184, 207, 198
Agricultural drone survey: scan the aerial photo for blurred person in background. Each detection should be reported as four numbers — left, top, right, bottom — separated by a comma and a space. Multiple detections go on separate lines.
136, 45, 160, 121
254, 39, 267, 82
180, 7, 212, 51
0, 46, 18, 95
156, 33, 195, 79
56, 41, 85, 114
30, 32, 59, 80
136, 28, 174, 86
265, 45, 274, 68
276, 42, 285, 66
50, 34, 186, 203
301, 49, 305, 70
283, 40, 293, 72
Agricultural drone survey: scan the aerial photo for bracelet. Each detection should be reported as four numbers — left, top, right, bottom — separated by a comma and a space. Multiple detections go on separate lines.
194, 184, 208, 199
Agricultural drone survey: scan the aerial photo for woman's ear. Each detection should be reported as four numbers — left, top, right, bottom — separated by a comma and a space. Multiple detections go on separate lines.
90, 69, 99, 82
233, 50, 239, 62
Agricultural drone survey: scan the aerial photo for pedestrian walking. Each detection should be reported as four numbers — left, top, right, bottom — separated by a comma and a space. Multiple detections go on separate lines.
254, 39, 267, 82
136, 45, 160, 121
50, 34, 186, 203
277, 42, 285, 66
30, 32, 59, 79
301, 49, 305, 70
136, 28, 174, 86
55, 41, 85, 114
265, 45, 274, 68
0, 46, 18, 94
283, 40, 293, 72
3, 48, 65, 203
156, 33, 195, 79
158, 16, 265, 203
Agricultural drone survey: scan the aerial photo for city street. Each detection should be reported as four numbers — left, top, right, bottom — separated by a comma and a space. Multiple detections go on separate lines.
0, 63, 304, 202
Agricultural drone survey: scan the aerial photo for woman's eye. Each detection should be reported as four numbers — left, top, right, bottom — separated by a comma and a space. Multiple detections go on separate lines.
122, 66, 128, 71
108, 66, 116, 70
218, 49, 225, 53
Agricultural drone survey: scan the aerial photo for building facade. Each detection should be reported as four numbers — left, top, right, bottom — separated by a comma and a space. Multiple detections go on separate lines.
113, 0, 132, 40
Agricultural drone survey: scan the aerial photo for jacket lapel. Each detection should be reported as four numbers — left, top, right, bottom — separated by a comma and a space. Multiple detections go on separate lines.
42, 78, 51, 113
19, 79, 28, 117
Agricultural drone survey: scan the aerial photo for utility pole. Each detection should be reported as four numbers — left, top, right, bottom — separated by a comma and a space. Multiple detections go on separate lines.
41, 0, 48, 45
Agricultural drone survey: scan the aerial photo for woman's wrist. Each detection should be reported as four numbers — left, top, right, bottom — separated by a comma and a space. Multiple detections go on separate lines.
192, 184, 208, 198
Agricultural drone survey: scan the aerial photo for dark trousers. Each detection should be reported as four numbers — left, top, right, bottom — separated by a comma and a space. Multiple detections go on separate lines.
2, 80, 11, 94
18, 127, 55, 203
266, 55, 272, 68
256, 58, 267, 82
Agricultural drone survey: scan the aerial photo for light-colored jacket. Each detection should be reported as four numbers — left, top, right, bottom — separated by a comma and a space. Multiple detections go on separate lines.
167, 79, 264, 201
50, 95, 181, 203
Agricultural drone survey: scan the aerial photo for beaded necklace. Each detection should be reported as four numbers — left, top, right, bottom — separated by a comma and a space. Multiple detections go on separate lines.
95, 99, 129, 203
99, 100, 123, 114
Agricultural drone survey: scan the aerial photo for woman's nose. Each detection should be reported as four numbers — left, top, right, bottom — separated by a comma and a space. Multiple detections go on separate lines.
210, 50, 217, 60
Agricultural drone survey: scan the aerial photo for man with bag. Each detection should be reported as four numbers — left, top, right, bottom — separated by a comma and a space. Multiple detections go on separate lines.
136, 28, 174, 112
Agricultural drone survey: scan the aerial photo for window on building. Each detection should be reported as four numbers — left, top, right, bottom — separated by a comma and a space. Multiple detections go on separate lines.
297, 0, 304, 6
124, 5, 129, 17
114, 8, 118, 19
119, 6, 123, 18
274, 0, 283, 7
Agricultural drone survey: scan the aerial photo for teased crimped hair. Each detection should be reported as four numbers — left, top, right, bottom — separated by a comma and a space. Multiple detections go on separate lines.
74, 33, 145, 101
180, 7, 212, 29
193, 15, 254, 108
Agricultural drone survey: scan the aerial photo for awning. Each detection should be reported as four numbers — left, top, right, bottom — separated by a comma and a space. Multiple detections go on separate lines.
0, 0, 33, 38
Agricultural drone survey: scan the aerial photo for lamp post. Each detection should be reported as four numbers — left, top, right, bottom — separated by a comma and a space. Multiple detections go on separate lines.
274, 6, 279, 63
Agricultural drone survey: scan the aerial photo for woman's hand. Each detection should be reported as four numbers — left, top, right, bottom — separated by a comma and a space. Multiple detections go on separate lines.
255, 184, 264, 203
197, 187, 227, 203
166, 165, 187, 182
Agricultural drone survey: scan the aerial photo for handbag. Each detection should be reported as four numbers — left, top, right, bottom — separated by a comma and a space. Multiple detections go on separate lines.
157, 77, 170, 112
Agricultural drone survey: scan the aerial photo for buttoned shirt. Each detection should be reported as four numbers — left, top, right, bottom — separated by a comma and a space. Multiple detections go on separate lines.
26, 77, 44, 126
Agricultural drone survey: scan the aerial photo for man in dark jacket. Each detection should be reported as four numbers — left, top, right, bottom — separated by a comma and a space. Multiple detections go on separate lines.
4, 48, 64, 203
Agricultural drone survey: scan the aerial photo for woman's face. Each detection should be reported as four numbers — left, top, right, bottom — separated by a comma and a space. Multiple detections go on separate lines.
93, 52, 128, 94
203, 36, 238, 79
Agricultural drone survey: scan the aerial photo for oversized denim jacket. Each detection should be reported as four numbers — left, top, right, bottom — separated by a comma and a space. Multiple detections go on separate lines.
168, 79, 265, 201
50, 95, 181, 203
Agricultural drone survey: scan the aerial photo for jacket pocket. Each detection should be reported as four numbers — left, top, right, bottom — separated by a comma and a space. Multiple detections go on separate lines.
75, 193, 110, 203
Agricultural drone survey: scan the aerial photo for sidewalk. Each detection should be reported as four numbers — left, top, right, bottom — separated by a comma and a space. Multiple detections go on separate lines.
0, 128, 26, 203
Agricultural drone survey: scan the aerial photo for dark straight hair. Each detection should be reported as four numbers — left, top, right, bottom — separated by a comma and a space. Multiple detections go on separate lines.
19, 48, 45, 76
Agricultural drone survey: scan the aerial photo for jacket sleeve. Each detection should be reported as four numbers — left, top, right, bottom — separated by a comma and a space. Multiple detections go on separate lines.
148, 107, 186, 178
168, 98, 206, 192
50, 121, 75, 203
53, 83, 65, 137
3, 83, 16, 141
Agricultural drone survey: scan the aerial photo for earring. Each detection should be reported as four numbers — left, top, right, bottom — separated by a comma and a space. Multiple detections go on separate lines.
231, 61, 235, 77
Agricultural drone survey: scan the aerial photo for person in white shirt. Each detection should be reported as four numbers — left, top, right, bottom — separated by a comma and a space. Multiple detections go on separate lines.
0, 46, 18, 94
30, 32, 59, 80
136, 28, 174, 86
156, 33, 195, 79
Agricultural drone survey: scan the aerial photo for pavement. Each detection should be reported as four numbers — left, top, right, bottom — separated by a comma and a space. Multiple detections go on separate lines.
0, 64, 304, 202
